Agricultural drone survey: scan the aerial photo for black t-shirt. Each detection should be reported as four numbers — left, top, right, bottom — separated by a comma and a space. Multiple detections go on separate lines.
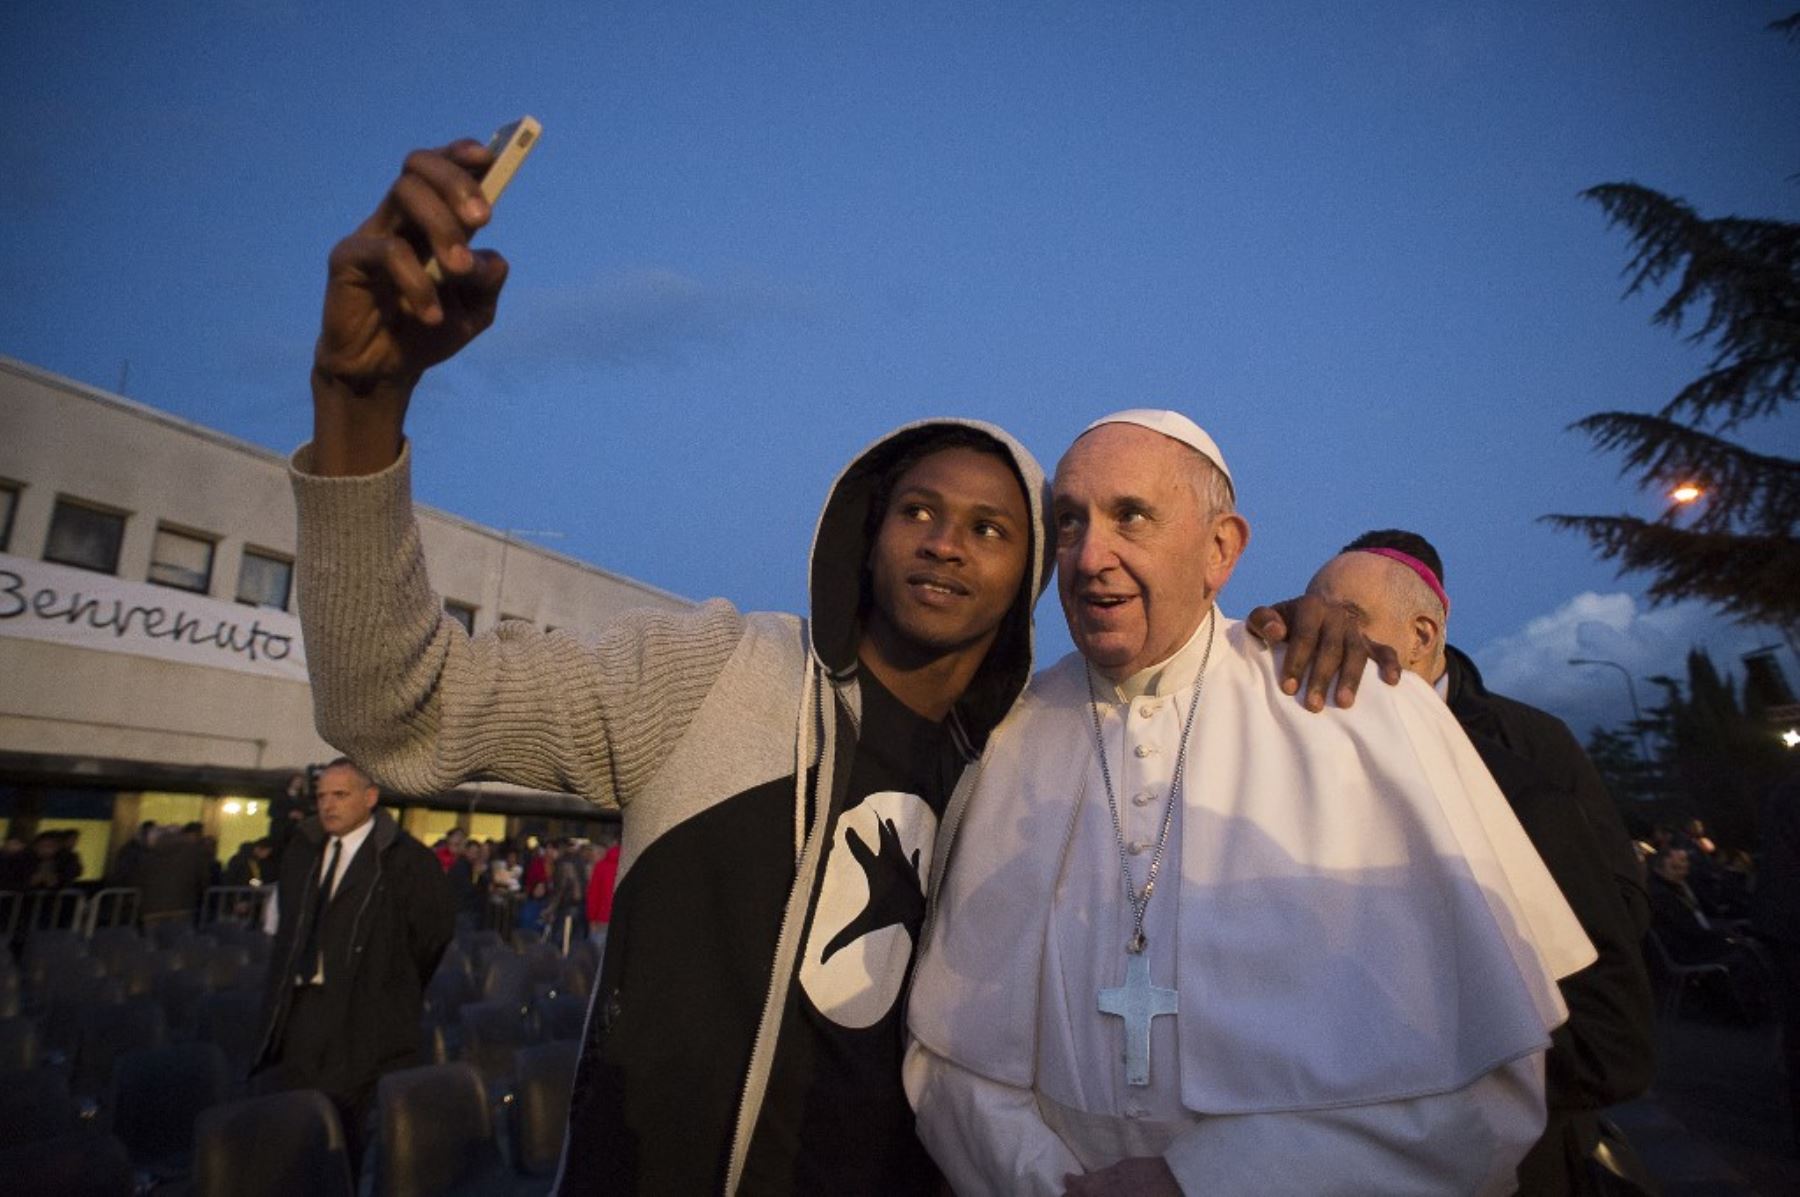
739, 669, 964, 1195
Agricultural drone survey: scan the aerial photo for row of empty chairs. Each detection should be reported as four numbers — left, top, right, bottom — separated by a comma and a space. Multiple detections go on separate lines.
1, 914, 590, 1193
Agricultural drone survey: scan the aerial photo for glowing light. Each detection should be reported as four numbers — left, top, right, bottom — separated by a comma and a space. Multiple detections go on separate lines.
1669, 483, 1703, 503
1784, 728, 1800, 749
222, 800, 242, 815
246, 802, 259, 815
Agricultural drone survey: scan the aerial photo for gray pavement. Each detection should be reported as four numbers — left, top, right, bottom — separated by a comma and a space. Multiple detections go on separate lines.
1605, 1014, 1799, 1196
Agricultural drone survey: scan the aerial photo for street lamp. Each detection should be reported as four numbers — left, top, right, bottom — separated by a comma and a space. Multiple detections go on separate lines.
1668, 483, 1703, 504
1568, 656, 1651, 762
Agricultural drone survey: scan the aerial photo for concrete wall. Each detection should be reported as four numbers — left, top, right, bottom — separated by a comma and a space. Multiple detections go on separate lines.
0, 355, 690, 777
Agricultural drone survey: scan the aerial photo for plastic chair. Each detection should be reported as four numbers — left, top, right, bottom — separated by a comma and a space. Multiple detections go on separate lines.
22, 927, 89, 982
89, 925, 148, 973
519, 942, 563, 991
425, 955, 479, 1025
0, 963, 20, 1018
461, 998, 541, 1089
455, 928, 505, 968
108, 951, 162, 998
533, 993, 589, 1042
1645, 929, 1732, 1020
74, 994, 167, 1098
200, 947, 253, 991
195, 989, 265, 1080
376, 1061, 509, 1197
193, 1088, 355, 1197
0, 1065, 81, 1148
556, 956, 596, 1000
30, 950, 106, 1012
42, 977, 125, 1057
109, 1040, 230, 1169
0, 1131, 134, 1197
157, 966, 212, 1035
0, 1013, 39, 1073
508, 1039, 578, 1177
480, 952, 531, 1006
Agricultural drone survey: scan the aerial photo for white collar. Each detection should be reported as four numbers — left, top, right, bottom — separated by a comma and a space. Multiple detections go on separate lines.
328, 812, 378, 860
1093, 605, 1218, 703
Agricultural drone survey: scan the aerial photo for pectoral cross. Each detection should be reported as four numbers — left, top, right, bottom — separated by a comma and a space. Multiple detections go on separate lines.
1097, 951, 1178, 1087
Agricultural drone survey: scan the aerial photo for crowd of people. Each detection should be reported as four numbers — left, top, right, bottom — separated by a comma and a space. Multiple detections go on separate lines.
1643, 817, 1780, 1022
427, 825, 620, 942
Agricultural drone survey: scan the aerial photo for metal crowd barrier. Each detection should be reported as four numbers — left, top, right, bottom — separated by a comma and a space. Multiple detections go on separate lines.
17, 888, 88, 937
200, 884, 273, 928
80, 888, 141, 937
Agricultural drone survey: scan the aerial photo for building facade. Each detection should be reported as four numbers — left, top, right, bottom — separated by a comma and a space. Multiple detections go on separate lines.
0, 356, 681, 879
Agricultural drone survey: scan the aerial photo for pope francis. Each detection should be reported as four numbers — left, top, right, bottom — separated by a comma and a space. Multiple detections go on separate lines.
904, 411, 1597, 1196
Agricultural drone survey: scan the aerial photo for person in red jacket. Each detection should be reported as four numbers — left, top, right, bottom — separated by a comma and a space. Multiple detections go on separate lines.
586, 827, 620, 930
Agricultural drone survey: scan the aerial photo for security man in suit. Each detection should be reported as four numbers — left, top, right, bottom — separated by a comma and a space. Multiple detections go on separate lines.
252, 757, 454, 1165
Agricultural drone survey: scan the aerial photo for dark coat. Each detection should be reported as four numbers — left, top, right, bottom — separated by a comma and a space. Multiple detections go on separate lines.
1444, 646, 1656, 1196
252, 809, 453, 1097
136, 835, 211, 918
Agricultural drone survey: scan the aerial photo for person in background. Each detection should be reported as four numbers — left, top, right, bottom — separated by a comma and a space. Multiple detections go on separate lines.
585, 827, 621, 936
1304, 529, 1655, 1195
1754, 772, 1800, 1154
0, 834, 31, 891
111, 821, 156, 888
138, 825, 210, 931
434, 826, 466, 872
252, 757, 453, 1168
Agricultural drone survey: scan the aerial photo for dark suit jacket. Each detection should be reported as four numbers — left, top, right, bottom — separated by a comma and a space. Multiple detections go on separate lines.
1445, 647, 1656, 1196
252, 809, 454, 1098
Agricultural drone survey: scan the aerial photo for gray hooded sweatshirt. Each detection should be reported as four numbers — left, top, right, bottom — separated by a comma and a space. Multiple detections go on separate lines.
290, 418, 1048, 1194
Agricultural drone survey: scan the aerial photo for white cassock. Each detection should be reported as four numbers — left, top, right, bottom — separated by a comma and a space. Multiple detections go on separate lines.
905, 613, 1596, 1196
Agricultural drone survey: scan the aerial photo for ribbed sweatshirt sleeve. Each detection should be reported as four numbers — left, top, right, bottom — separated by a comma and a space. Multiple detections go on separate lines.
289, 441, 744, 806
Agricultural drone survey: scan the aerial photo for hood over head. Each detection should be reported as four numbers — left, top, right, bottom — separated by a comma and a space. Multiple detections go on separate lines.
808, 418, 1050, 750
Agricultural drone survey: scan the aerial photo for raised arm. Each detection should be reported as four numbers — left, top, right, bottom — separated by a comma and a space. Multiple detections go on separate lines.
311, 139, 506, 476
292, 139, 745, 804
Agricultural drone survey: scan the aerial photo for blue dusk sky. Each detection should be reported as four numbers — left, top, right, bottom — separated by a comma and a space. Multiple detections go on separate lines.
4, 1, 1797, 737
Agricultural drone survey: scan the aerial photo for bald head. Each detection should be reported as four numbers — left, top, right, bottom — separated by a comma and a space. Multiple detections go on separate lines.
1306, 551, 1447, 683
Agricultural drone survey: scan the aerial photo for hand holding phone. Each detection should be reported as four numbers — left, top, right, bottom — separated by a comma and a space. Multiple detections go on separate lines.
425, 115, 542, 282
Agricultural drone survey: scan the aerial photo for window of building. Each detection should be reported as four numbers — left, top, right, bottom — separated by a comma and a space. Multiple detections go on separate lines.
444, 600, 477, 633
0, 481, 18, 553
147, 525, 216, 593
237, 548, 293, 610
43, 498, 127, 575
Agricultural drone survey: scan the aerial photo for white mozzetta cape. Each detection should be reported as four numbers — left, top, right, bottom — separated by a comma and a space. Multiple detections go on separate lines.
908, 619, 1595, 1116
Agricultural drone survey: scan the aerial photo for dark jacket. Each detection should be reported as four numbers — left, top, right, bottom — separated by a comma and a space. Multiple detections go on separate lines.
1444, 646, 1656, 1195
252, 809, 453, 1097
136, 834, 211, 919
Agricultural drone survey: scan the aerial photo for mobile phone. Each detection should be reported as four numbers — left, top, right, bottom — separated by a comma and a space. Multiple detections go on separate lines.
425, 115, 542, 282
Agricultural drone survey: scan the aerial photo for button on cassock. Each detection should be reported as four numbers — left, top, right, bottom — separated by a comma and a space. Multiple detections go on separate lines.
1133, 743, 1155, 758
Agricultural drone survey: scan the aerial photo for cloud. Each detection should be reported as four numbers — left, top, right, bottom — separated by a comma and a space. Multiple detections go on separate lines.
1470, 592, 1780, 736
488, 268, 815, 370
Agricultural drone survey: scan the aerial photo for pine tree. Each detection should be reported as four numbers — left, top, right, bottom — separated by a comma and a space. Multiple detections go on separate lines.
1544, 13, 1800, 652
1636, 649, 1789, 851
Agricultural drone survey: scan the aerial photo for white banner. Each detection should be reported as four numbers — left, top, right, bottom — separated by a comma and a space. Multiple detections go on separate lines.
0, 552, 309, 683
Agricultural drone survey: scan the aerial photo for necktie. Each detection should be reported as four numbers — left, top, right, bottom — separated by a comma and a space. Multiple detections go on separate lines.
299, 837, 342, 982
